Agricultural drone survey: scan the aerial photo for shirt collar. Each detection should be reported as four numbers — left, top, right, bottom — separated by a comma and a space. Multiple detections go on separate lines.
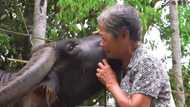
127, 43, 145, 69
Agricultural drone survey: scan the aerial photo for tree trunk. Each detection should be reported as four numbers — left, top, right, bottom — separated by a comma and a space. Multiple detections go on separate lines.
169, 0, 185, 107
32, 0, 48, 49
22, 0, 48, 106
22, 0, 34, 60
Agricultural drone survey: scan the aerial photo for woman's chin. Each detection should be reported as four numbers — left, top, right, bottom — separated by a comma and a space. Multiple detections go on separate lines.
106, 53, 116, 59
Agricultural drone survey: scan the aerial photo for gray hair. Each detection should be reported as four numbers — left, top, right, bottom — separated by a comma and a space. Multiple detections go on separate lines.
97, 4, 141, 41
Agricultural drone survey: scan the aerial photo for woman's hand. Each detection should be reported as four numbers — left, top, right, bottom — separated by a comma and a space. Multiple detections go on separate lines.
96, 59, 151, 107
96, 59, 119, 91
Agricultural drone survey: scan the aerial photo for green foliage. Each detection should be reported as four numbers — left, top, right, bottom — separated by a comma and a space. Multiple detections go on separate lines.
53, 0, 115, 39
169, 65, 190, 107
124, 0, 162, 39
0, 33, 21, 71
182, 64, 190, 106
179, 5, 190, 56
161, 4, 190, 107
53, 0, 162, 41
0, 0, 29, 33
0, 33, 11, 57
159, 5, 190, 55
0, 0, 32, 71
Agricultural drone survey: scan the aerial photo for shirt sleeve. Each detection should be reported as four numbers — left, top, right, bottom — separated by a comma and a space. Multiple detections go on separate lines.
131, 57, 162, 99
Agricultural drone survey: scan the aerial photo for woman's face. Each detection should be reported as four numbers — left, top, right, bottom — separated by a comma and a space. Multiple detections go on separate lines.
98, 23, 123, 59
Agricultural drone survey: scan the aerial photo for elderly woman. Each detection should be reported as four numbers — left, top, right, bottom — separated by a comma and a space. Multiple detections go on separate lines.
96, 4, 174, 107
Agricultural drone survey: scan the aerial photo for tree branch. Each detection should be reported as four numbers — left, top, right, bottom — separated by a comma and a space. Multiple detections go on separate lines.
0, 28, 53, 42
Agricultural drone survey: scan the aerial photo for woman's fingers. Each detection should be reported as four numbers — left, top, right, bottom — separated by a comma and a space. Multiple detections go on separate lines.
98, 59, 110, 68
98, 62, 105, 68
102, 59, 109, 66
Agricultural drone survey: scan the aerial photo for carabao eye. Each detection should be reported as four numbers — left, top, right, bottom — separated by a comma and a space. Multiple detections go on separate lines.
66, 41, 78, 52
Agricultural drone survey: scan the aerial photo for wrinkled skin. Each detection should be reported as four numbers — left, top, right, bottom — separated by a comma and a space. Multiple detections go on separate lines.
0, 35, 122, 107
